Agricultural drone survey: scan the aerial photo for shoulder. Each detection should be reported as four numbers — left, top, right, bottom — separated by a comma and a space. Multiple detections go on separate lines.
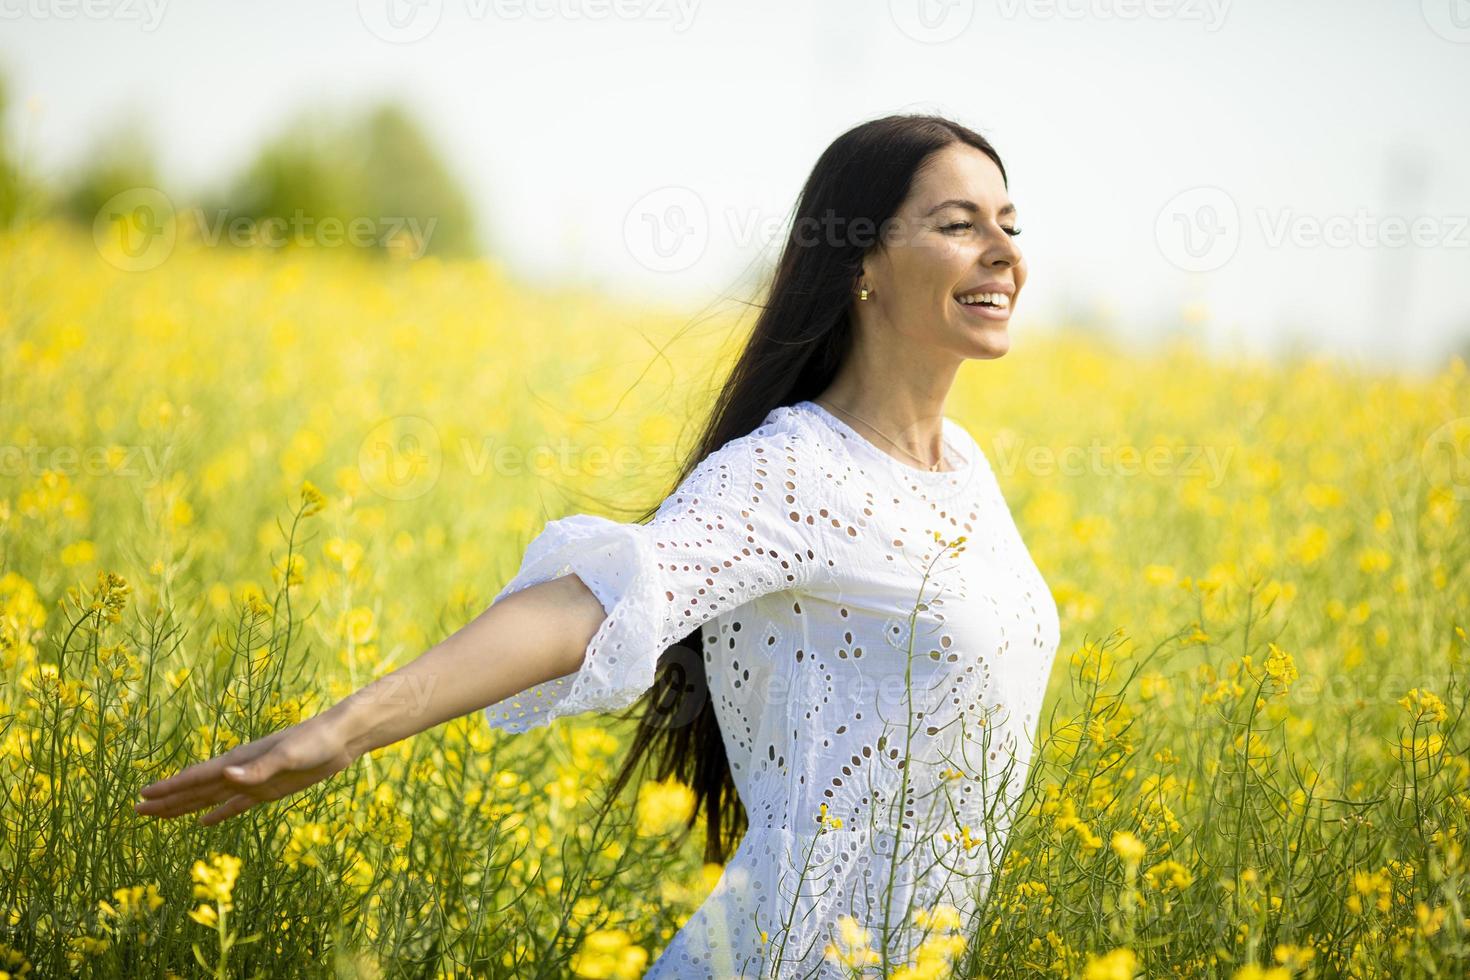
658, 405, 840, 517
942, 414, 992, 475
942, 414, 982, 459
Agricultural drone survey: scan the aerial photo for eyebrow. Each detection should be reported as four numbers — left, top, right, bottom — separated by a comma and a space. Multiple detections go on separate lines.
924, 199, 1017, 218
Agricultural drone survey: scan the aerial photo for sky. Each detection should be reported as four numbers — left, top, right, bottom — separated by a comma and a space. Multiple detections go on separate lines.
3, 0, 1469, 377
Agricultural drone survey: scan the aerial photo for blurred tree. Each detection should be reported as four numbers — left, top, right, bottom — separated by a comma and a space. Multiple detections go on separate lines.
56, 114, 162, 226
0, 72, 33, 228
211, 101, 479, 259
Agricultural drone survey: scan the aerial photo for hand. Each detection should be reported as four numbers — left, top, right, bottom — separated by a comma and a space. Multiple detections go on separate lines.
134, 713, 359, 825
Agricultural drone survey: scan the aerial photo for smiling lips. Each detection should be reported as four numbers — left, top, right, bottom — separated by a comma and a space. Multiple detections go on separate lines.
953, 285, 1015, 321
956, 291, 1010, 309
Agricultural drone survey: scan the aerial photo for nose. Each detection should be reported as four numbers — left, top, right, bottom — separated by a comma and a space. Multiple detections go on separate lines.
981, 228, 1022, 270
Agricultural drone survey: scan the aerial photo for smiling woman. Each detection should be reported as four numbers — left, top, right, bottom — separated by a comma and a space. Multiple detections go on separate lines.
848, 145, 1027, 368
134, 112, 1056, 978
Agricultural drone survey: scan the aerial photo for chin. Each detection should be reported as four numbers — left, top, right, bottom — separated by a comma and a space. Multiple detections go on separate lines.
961, 328, 1010, 360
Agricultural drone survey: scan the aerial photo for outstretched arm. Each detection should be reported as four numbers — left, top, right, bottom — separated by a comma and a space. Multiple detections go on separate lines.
134, 573, 607, 825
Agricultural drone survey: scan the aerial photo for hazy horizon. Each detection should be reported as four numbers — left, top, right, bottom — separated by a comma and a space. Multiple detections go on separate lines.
4, 0, 1468, 377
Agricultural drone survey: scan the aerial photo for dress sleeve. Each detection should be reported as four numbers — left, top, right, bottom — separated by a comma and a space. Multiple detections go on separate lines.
482, 430, 828, 734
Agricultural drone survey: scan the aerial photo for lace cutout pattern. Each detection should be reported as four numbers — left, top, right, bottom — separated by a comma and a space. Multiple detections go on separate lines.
483, 403, 1062, 978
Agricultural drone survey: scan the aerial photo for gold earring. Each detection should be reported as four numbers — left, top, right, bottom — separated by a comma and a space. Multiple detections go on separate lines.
859, 286, 870, 301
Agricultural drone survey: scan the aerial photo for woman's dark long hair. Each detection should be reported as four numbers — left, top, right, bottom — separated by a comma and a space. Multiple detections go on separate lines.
596, 113, 1009, 865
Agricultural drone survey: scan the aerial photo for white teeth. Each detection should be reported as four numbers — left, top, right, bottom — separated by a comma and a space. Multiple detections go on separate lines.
956, 292, 1010, 309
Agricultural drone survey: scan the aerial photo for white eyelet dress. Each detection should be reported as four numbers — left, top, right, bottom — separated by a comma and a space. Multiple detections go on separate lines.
484, 400, 1062, 979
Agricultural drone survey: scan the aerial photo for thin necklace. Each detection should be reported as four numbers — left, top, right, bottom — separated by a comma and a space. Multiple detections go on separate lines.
812, 397, 945, 472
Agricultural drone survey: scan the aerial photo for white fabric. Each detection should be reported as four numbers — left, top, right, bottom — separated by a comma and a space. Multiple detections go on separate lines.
485, 400, 1061, 978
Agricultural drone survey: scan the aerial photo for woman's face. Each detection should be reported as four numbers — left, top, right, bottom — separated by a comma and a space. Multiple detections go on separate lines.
860, 143, 1026, 360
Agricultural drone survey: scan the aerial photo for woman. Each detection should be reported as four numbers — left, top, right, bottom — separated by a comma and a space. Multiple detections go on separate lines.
136, 113, 1061, 978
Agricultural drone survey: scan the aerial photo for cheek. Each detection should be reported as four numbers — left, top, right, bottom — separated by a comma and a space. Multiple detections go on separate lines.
881, 242, 972, 326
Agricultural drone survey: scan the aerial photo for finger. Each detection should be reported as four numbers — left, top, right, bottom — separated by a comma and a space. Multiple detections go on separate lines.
139, 753, 252, 799
137, 749, 306, 819
138, 761, 223, 799
137, 767, 300, 819
135, 784, 238, 819
199, 793, 259, 826
138, 732, 285, 798
137, 760, 288, 820
135, 779, 248, 818
218, 748, 292, 787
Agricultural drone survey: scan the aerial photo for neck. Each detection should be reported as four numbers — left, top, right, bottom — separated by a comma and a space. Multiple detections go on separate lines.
813, 318, 963, 467
812, 384, 952, 467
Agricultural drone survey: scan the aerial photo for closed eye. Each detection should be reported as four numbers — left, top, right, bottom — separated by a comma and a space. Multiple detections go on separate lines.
942, 221, 1022, 238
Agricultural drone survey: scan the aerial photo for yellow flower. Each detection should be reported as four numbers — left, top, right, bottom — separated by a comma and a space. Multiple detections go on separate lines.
1111, 831, 1146, 868
97, 882, 165, 925
635, 776, 696, 838
1083, 947, 1137, 980
300, 480, 326, 516
282, 822, 333, 869
1144, 860, 1194, 892
60, 539, 97, 567
569, 928, 647, 979
823, 915, 881, 970
1138, 672, 1170, 701
1273, 944, 1315, 970
273, 554, 306, 588
912, 902, 962, 932
85, 571, 131, 624
340, 605, 377, 645
1143, 564, 1176, 587
1398, 688, 1447, 724
325, 536, 365, 572
1053, 799, 1102, 854
188, 904, 219, 928
1355, 547, 1391, 574
190, 852, 242, 909
1262, 642, 1297, 692
1231, 966, 1290, 980
815, 801, 844, 831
